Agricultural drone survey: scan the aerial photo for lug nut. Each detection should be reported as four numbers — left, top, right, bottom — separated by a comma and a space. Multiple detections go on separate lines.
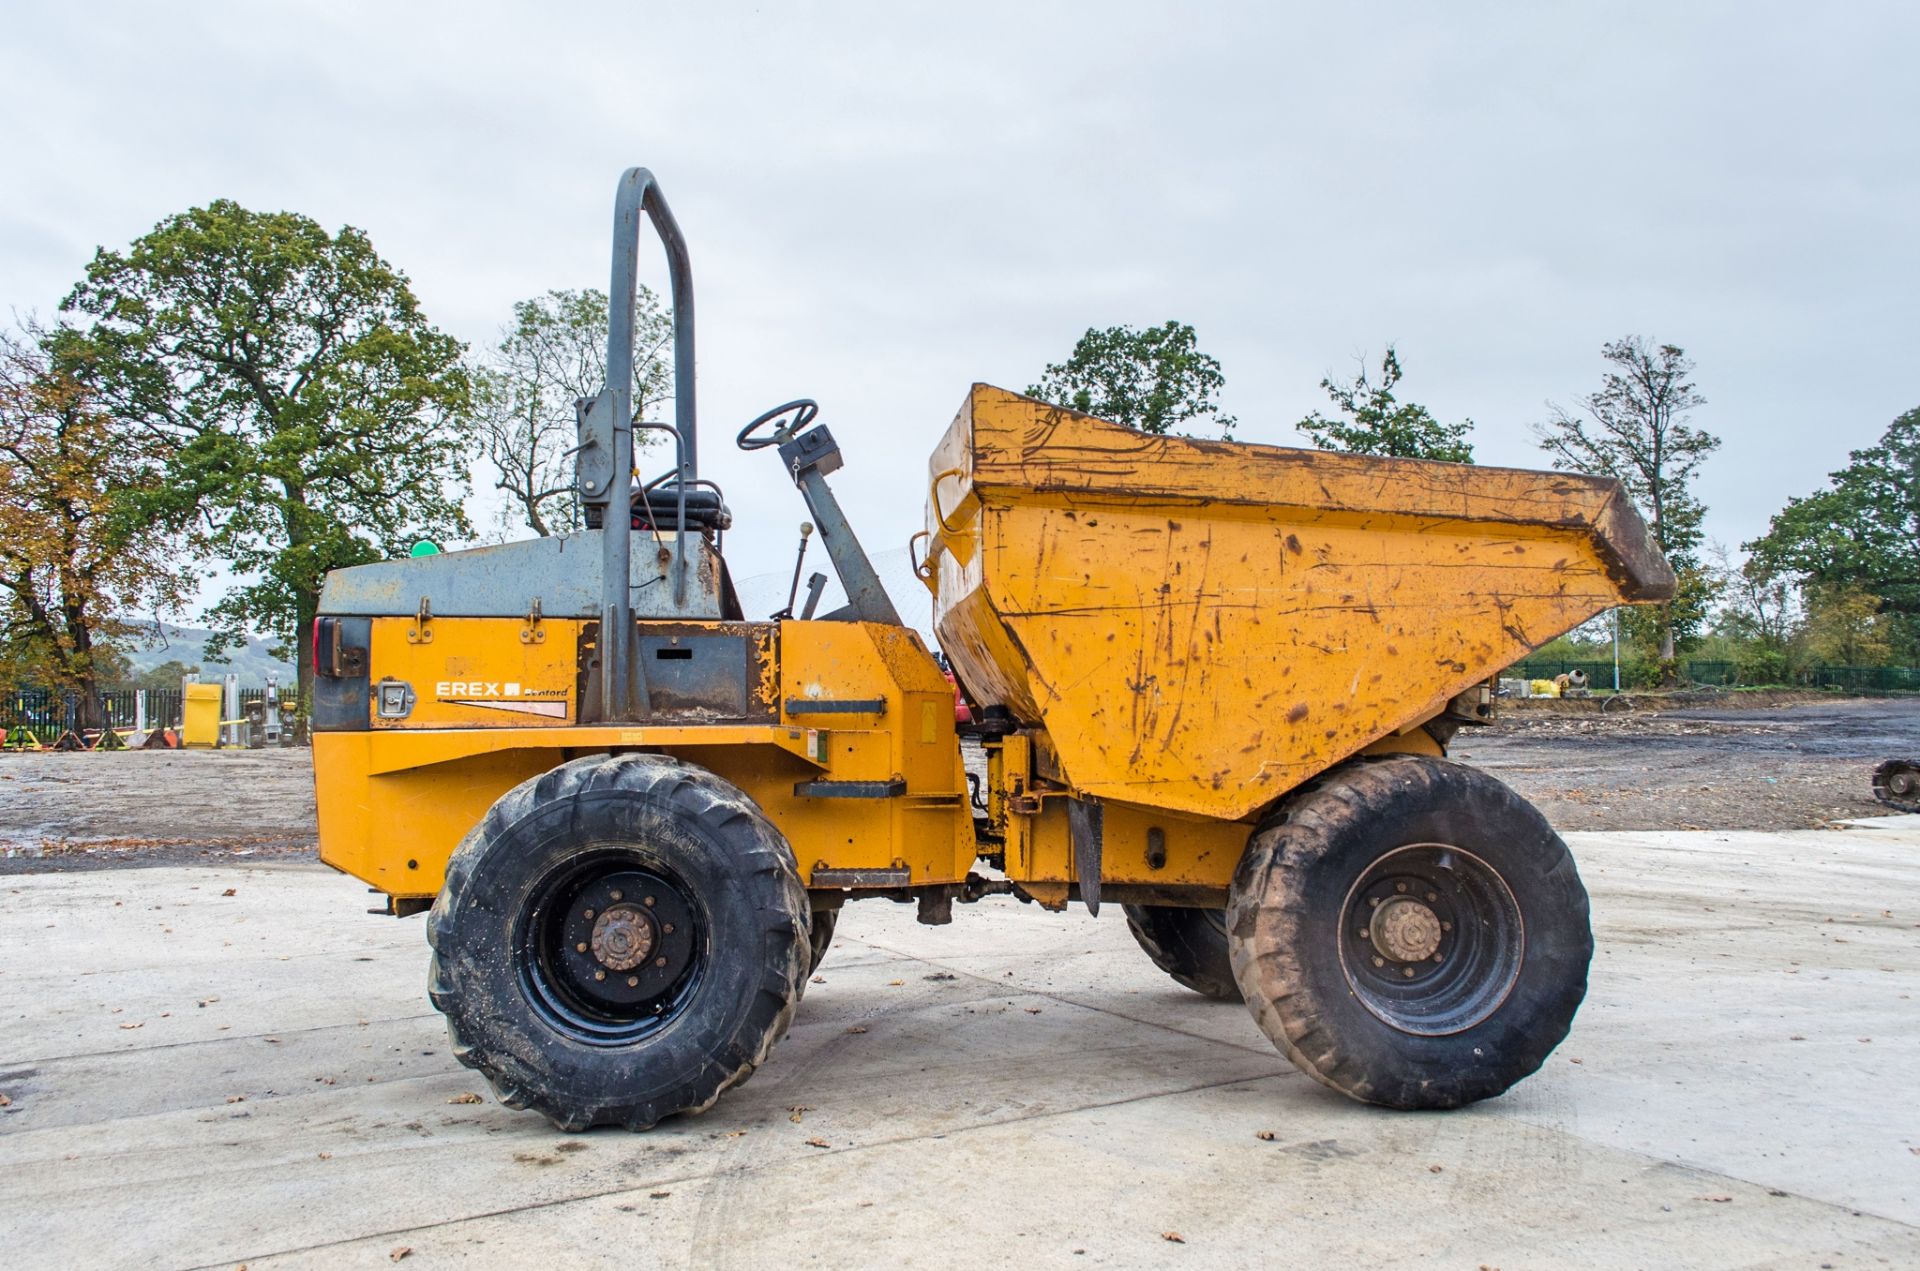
655, 956, 667, 967
1395, 882, 1408, 894
594, 970, 606, 982
1441, 921, 1452, 932
1372, 956, 1385, 968
610, 890, 623, 902
576, 942, 588, 954
583, 909, 595, 920
1426, 891, 1438, 902
1432, 953, 1443, 963
1402, 967, 1415, 979
664, 923, 675, 934
627, 976, 639, 987
1369, 897, 1381, 908
644, 896, 656, 908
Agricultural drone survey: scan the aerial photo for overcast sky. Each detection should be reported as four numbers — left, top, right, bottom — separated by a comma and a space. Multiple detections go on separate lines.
5, 2, 1916, 600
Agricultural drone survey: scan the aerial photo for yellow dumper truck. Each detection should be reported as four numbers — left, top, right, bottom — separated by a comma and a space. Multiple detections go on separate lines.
311, 169, 1673, 1129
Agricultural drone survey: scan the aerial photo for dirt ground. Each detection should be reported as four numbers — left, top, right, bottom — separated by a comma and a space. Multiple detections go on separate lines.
2, 695, 1916, 871
1458, 694, 1920, 832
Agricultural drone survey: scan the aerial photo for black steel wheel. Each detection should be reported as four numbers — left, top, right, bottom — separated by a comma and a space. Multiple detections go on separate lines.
1228, 755, 1590, 1110
1122, 904, 1242, 1001
1337, 845, 1522, 1036
428, 753, 810, 1130
518, 859, 706, 1046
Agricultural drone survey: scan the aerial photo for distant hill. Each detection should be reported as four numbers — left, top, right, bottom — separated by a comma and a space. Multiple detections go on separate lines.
116, 623, 298, 687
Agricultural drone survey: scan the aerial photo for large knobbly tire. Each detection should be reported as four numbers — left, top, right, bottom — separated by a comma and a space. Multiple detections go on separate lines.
1122, 904, 1242, 1001
427, 753, 810, 1131
1228, 755, 1591, 1110
807, 907, 839, 976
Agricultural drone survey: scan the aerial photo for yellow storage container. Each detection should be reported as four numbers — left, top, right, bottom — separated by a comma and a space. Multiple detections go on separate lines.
181, 682, 223, 748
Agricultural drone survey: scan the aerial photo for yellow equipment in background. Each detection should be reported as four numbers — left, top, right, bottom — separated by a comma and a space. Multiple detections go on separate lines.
309, 168, 1674, 1132
180, 682, 223, 748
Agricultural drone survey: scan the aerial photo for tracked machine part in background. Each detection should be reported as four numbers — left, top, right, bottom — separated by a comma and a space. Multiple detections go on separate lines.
1873, 759, 1920, 814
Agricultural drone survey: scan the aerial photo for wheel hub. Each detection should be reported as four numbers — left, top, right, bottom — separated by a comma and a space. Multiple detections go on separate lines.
1338, 843, 1524, 1037
590, 905, 657, 971
1371, 896, 1443, 963
519, 860, 704, 1046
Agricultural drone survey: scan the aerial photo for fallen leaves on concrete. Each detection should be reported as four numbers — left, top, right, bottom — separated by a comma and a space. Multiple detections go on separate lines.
805, 1137, 830, 1149
787, 1105, 811, 1123
845, 1025, 867, 1034
1161, 1232, 1185, 1244
390, 1247, 412, 1262
448, 1092, 483, 1104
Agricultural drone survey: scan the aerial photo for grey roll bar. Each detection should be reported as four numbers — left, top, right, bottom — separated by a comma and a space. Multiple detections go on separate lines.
600, 167, 697, 720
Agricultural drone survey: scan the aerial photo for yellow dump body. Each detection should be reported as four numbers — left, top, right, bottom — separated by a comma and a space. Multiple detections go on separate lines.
926, 386, 1674, 822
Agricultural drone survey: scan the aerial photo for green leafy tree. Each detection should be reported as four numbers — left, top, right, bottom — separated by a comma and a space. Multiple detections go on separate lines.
134, 658, 202, 692
1799, 583, 1893, 667
1297, 346, 1475, 462
0, 320, 189, 722
63, 200, 473, 703
1027, 320, 1236, 436
475, 288, 671, 537
1534, 337, 1718, 667
1745, 406, 1920, 619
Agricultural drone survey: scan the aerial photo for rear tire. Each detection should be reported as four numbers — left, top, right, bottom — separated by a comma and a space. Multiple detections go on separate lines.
1122, 904, 1241, 1000
1228, 755, 1591, 1110
427, 753, 809, 1130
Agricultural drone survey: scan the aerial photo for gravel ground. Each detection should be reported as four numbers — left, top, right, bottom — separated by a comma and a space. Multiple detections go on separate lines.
2, 695, 1915, 872
1458, 695, 1920, 832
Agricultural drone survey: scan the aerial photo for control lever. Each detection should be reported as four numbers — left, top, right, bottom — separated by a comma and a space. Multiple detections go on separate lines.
772, 523, 814, 619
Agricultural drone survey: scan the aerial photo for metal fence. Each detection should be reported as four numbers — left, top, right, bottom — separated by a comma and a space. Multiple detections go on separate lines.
0, 686, 284, 735
1508, 657, 1920, 692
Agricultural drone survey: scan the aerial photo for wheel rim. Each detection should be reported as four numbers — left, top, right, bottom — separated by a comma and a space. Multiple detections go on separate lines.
1337, 843, 1524, 1037
516, 851, 706, 1047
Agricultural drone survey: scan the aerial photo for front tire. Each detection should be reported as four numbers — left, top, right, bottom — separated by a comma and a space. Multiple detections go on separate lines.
428, 753, 809, 1130
1228, 755, 1591, 1110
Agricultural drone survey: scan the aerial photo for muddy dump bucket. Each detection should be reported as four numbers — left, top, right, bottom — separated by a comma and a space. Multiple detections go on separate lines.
924, 385, 1673, 821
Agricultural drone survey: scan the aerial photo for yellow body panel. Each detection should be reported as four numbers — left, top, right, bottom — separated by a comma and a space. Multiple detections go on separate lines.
927, 385, 1674, 821
369, 617, 585, 728
315, 620, 976, 900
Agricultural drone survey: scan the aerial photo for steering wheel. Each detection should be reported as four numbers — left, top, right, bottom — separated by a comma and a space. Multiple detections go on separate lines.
736, 399, 820, 451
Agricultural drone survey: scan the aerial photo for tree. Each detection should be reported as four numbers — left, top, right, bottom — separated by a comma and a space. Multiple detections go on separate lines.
1534, 337, 1718, 665
1745, 406, 1920, 618
63, 200, 473, 705
1296, 346, 1475, 462
1800, 583, 1893, 667
475, 288, 671, 537
1027, 320, 1236, 436
0, 320, 189, 723
134, 659, 202, 692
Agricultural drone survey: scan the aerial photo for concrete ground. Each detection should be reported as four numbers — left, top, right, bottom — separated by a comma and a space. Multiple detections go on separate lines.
3, 820, 1919, 1270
